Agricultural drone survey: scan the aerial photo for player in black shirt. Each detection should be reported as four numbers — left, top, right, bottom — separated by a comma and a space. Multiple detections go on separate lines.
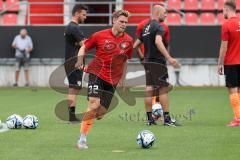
134, 5, 180, 126
64, 4, 87, 123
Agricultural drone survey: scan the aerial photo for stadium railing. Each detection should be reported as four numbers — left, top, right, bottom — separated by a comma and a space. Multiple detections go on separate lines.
2, 1, 237, 26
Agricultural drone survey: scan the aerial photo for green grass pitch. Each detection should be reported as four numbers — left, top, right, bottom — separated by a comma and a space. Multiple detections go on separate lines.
0, 87, 240, 160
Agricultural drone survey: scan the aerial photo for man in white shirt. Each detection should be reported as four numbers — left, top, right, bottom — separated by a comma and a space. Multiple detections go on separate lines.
12, 28, 33, 87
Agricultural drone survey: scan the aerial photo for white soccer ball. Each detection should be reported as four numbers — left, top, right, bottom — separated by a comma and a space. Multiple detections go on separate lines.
137, 130, 155, 149
23, 115, 39, 129
152, 103, 163, 119
6, 114, 23, 129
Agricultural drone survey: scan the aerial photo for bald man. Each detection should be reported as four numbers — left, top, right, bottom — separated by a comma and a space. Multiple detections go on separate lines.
134, 5, 181, 126
12, 28, 33, 87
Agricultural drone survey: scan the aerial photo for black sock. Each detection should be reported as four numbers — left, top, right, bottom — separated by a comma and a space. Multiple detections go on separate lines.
163, 112, 171, 122
69, 106, 75, 114
146, 112, 153, 121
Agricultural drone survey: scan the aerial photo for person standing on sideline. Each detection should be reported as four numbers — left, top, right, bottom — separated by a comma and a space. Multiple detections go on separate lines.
218, 0, 240, 127
64, 4, 88, 123
12, 28, 33, 87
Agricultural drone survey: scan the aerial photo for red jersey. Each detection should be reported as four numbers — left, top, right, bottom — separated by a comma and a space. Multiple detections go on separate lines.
221, 16, 240, 65
135, 18, 170, 54
84, 29, 133, 85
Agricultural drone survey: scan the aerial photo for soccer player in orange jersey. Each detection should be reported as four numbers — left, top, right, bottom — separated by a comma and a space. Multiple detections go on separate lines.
75, 10, 133, 148
218, 0, 240, 126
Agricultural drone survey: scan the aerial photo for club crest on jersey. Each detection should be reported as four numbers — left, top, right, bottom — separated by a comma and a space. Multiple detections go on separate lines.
104, 40, 117, 52
119, 41, 132, 50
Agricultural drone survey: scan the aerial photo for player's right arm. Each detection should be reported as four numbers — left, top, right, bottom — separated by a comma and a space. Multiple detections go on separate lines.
75, 44, 86, 70
12, 36, 17, 49
75, 32, 97, 70
155, 35, 180, 68
133, 39, 144, 62
218, 22, 229, 75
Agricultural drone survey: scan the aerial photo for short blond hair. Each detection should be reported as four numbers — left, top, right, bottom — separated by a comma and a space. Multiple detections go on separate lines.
112, 10, 130, 19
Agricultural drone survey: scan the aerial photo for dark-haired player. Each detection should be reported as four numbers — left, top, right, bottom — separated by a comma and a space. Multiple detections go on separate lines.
64, 4, 88, 123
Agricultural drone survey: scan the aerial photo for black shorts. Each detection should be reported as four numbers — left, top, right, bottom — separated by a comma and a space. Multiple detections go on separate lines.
88, 73, 116, 109
144, 61, 169, 88
224, 65, 240, 88
64, 57, 83, 90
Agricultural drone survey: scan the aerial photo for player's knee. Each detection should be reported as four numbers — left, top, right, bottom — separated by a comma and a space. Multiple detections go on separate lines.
88, 98, 100, 110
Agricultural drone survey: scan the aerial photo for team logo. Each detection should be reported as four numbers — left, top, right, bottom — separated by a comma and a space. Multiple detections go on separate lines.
77, 81, 82, 86
119, 41, 132, 50
142, 25, 150, 36
104, 40, 117, 52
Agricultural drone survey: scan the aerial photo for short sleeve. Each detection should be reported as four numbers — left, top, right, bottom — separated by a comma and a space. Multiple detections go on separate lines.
28, 36, 33, 49
135, 23, 142, 38
221, 22, 229, 41
84, 33, 97, 51
72, 26, 85, 43
12, 36, 17, 46
155, 23, 164, 37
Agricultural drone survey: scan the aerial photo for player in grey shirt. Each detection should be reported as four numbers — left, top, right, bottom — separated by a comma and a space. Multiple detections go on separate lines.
12, 28, 33, 87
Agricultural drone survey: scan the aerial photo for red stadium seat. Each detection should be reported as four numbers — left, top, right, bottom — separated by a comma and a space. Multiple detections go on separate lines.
185, 12, 198, 25
166, 12, 181, 25
6, 0, 19, 12
200, 12, 216, 25
128, 16, 149, 24
217, 0, 224, 10
2, 13, 18, 25
167, 0, 182, 10
184, 0, 199, 10
201, 0, 216, 10
237, 1, 240, 10
217, 13, 225, 24
0, 0, 3, 11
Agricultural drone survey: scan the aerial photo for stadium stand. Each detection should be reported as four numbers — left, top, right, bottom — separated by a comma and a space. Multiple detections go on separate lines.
238, 0, 240, 10
200, 12, 216, 25
167, 0, 182, 10
166, 12, 181, 25
185, 12, 198, 25
184, 0, 199, 10
0, 0, 3, 11
6, 0, 19, 12
2, 13, 18, 25
201, 0, 215, 10
217, 12, 225, 24
0, 0, 239, 26
29, 0, 63, 25
124, 0, 164, 23
217, 0, 224, 10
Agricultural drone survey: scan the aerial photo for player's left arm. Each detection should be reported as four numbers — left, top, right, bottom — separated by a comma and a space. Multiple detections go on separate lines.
73, 26, 86, 47
26, 36, 33, 53
118, 62, 127, 89
217, 41, 228, 75
75, 45, 87, 70
218, 23, 229, 75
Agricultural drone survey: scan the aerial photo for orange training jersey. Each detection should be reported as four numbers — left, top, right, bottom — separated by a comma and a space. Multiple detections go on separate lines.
84, 29, 133, 85
221, 16, 240, 65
